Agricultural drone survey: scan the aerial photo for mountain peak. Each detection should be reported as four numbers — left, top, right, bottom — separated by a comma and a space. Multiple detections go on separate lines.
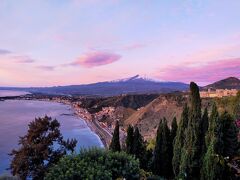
112, 75, 153, 82
222, 77, 240, 82
204, 77, 240, 89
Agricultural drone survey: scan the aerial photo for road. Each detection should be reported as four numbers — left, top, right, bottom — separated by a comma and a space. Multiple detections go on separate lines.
92, 119, 112, 147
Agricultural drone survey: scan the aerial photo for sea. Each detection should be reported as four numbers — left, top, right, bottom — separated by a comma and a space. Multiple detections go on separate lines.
0, 91, 103, 175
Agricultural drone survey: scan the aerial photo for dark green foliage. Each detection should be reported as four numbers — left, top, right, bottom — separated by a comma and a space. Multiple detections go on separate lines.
220, 112, 238, 157
172, 104, 189, 176
189, 82, 202, 119
234, 91, 240, 119
126, 125, 134, 154
132, 127, 147, 169
169, 117, 178, 175
180, 82, 202, 178
200, 108, 209, 155
201, 103, 225, 180
170, 117, 178, 144
201, 106, 238, 179
109, 121, 121, 152
152, 118, 172, 178
45, 148, 140, 180
9, 116, 77, 180
201, 138, 226, 180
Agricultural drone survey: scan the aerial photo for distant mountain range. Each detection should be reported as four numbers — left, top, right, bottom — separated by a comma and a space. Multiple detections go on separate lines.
203, 77, 240, 90
1, 76, 239, 96
0, 75, 189, 96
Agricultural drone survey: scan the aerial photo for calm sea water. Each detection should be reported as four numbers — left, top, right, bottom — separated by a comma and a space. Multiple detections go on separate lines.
0, 99, 103, 174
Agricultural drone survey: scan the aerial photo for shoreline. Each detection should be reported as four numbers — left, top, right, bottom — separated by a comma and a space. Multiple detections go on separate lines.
1, 97, 111, 148
71, 105, 112, 148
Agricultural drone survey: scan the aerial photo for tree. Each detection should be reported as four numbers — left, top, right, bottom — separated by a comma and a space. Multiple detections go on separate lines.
132, 127, 146, 169
180, 82, 202, 178
126, 125, 134, 154
46, 148, 140, 180
109, 121, 121, 152
152, 118, 172, 178
200, 107, 209, 156
170, 117, 178, 145
172, 105, 189, 176
169, 117, 178, 176
9, 116, 77, 180
221, 111, 238, 157
234, 91, 240, 119
201, 103, 225, 180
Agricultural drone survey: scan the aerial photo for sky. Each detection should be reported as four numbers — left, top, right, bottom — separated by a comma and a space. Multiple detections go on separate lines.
0, 0, 240, 87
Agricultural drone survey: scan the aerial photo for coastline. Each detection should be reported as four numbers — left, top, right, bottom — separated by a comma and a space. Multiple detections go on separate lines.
0, 94, 112, 148
1, 96, 111, 148
71, 105, 112, 148
82, 117, 108, 148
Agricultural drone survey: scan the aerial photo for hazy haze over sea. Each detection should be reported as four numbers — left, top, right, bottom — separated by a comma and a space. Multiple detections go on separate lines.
0, 90, 30, 97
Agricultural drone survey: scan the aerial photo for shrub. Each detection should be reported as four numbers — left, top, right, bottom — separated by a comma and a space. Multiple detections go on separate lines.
45, 148, 140, 180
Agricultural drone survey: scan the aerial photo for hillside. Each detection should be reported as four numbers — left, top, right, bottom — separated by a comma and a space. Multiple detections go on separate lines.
124, 94, 187, 139
79, 93, 159, 113
123, 93, 223, 140
204, 77, 240, 90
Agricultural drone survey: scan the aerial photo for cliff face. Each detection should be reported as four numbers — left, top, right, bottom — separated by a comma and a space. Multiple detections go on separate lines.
124, 94, 187, 139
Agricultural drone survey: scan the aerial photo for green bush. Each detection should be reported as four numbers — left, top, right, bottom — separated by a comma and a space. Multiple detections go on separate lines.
45, 148, 140, 180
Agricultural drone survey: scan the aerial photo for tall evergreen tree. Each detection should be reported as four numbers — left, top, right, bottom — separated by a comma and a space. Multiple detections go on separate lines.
132, 127, 146, 169
221, 111, 238, 157
234, 91, 240, 119
126, 125, 134, 154
200, 107, 209, 155
180, 82, 202, 178
153, 118, 172, 178
172, 105, 189, 176
201, 103, 225, 180
109, 121, 121, 152
170, 117, 178, 144
170, 117, 178, 176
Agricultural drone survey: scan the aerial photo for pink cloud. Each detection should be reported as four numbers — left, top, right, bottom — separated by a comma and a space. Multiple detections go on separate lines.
71, 51, 121, 68
155, 58, 240, 85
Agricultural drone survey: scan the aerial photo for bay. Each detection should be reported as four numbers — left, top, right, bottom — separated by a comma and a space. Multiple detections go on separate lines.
0, 99, 103, 174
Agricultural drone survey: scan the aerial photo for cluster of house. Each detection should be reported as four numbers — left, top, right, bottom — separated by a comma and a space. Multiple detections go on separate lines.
200, 88, 238, 98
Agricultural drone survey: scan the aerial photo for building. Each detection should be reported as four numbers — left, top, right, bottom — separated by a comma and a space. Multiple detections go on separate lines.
200, 88, 238, 98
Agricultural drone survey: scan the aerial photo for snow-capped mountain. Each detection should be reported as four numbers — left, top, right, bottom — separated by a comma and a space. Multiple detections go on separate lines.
0, 75, 189, 96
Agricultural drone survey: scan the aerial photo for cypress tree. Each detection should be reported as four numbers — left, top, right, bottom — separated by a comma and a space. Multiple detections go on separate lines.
109, 121, 121, 152
180, 82, 202, 178
201, 103, 224, 180
172, 105, 189, 176
200, 107, 209, 155
170, 117, 178, 176
170, 117, 178, 144
221, 111, 238, 157
234, 91, 240, 119
126, 125, 134, 154
132, 127, 146, 169
152, 118, 172, 178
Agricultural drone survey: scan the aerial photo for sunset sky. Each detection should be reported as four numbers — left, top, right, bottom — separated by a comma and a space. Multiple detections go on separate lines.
0, 0, 240, 87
